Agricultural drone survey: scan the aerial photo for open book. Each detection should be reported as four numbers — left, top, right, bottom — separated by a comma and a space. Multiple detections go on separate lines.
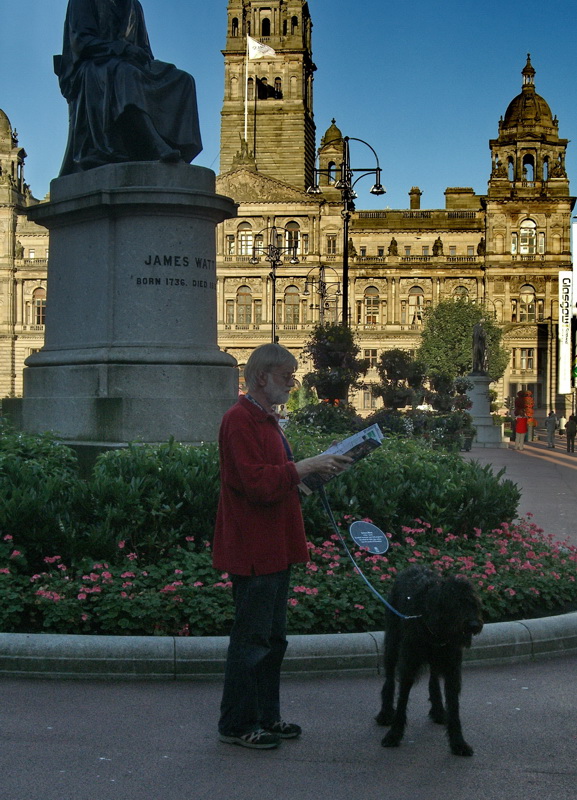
298, 423, 384, 495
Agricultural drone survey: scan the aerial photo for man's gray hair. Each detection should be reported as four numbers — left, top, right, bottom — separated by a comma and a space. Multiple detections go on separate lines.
244, 343, 298, 391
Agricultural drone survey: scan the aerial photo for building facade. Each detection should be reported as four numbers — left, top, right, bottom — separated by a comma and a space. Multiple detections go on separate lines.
216, 0, 575, 416
1, 0, 574, 419
0, 110, 48, 398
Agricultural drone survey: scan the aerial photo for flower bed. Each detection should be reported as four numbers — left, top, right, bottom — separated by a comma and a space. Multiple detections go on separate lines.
1, 516, 575, 636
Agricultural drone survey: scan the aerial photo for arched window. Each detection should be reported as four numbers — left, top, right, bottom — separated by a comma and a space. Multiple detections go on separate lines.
237, 222, 253, 256
236, 285, 252, 324
274, 77, 282, 98
283, 19, 287, 36
519, 219, 536, 255
231, 17, 239, 37
247, 77, 254, 101
328, 161, 337, 184
285, 286, 300, 324
285, 221, 300, 253
291, 15, 299, 34
364, 286, 379, 325
33, 287, 46, 326
519, 284, 536, 322
453, 286, 469, 300
408, 286, 424, 325
261, 18, 271, 37
507, 157, 514, 181
230, 76, 239, 99
511, 232, 518, 255
543, 157, 549, 181
522, 154, 535, 182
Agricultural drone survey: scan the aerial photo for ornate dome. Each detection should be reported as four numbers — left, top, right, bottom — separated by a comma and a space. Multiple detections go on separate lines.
0, 108, 12, 139
501, 55, 556, 131
321, 118, 343, 148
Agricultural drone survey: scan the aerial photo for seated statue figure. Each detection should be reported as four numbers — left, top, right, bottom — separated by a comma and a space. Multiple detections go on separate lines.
55, 0, 202, 175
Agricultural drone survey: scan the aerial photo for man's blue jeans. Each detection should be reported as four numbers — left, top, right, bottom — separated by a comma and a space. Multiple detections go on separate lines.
218, 568, 291, 736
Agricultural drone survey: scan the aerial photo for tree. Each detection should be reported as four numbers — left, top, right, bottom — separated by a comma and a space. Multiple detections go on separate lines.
416, 300, 509, 382
301, 322, 369, 404
371, 349, 427, 409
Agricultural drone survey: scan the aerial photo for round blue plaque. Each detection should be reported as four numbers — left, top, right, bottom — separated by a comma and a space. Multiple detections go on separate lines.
349, 521, 389, 554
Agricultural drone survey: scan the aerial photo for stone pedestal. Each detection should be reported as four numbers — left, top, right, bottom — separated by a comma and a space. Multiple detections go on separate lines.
467, 373, 507, 448
4, 162, 238, 445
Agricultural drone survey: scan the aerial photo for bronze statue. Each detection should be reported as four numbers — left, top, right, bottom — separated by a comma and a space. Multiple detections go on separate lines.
472, 319, 488, 375
55, 0, 202, 176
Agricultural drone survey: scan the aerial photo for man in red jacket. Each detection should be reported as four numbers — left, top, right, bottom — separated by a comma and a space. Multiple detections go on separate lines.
213, 343, 351, 749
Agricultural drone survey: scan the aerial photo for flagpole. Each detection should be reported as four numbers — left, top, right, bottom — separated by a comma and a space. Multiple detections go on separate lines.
244, 36, 249, 143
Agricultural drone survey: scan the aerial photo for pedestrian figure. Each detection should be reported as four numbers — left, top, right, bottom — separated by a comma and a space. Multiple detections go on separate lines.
514, 410, 528, 451
565, 414, 577, 453
545, 410, 557, 449
212, 343, 351, 749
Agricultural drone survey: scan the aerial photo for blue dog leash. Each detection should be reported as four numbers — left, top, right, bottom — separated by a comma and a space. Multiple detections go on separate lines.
318, 487, 421, 620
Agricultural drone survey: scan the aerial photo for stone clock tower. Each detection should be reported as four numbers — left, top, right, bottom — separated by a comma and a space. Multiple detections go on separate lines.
220, 0, 316, 191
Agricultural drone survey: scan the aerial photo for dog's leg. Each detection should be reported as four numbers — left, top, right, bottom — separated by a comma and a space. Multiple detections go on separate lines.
428, 666, 446, 724
444, 663, 473, 756
375, 622, 400, 726
381, 660, 418, 748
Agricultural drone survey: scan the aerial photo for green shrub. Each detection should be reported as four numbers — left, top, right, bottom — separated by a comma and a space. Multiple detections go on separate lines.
0, 420, 81, 570
287, 402, 362, 434
79, 439, 221, 562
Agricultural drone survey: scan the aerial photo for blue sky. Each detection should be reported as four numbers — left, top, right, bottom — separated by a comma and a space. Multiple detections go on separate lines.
2, 0, 576, 208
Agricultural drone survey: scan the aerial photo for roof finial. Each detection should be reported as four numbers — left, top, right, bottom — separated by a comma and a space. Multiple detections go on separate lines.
522, 53, 535, 86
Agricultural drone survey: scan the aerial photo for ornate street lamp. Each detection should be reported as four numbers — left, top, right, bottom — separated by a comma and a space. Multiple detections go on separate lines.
249, 225, 299, 342
307, 135, 385, 326
302, 265, 341, 324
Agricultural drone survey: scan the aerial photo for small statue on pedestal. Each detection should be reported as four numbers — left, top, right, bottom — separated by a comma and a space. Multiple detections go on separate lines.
472, 319, 488, 375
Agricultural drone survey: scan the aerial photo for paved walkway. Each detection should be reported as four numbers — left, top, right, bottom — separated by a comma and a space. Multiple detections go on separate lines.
464, 438, 577, 546
1, 439, 577, 799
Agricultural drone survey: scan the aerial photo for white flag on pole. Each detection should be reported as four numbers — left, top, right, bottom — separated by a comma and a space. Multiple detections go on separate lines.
247, 35, 276, 59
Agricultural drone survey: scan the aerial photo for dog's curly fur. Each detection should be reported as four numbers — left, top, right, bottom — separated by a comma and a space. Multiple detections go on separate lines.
375, 565, 483, 756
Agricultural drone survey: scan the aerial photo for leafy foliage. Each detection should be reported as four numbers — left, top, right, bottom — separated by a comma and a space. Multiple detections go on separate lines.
0, 419, 575, 636
417, 299, 509, 381
302, 322, 369, 403
371, 349, 427, 409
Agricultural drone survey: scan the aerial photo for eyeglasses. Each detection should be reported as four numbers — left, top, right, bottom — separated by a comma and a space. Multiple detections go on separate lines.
270, 370, 297, 383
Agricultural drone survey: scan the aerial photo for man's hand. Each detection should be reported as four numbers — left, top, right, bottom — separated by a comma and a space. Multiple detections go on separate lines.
295, 452, 352, 480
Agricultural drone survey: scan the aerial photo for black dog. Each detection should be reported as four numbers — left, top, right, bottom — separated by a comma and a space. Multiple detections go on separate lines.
375, 565, 483, 756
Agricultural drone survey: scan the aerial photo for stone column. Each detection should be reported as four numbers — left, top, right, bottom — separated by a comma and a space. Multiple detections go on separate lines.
6, 162, 238, 447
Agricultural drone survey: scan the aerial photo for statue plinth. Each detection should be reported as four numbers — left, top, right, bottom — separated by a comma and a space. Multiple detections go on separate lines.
467, 373, 507, 448
4, 163, 238, 450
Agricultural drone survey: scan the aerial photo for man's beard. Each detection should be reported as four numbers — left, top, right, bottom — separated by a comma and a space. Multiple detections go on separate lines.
264, 375, 290, 407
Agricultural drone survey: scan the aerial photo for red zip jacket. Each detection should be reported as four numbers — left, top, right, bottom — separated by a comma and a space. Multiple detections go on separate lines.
212, 396, 309, 576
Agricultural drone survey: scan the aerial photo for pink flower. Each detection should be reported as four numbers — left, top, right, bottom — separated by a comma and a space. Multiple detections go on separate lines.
43, 555, 61, 563
10, 550, 22, 558
0, 568, 10, 575
288, 598, 298, 607
3, 534, 13, 541
77, 592, 87, 600
193, 581, 204, 587
118, 540, 126, 549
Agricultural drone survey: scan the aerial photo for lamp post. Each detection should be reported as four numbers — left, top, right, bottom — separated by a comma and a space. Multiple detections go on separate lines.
249, 225, 299, 342
303, 265, 341, 324
307, 135, 385, 326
